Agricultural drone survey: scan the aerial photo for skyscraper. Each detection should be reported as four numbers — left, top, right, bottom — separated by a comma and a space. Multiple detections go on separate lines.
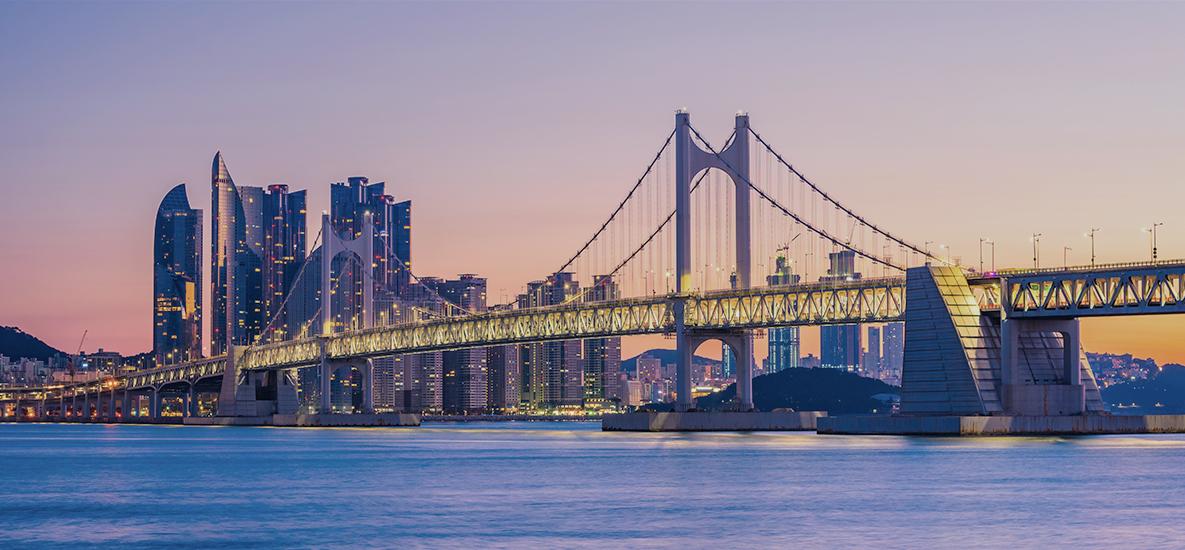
210, 152, 268, 353
153, 184, 202, 365
882, 322, 905, 384
518, 273, 583, 408
865, 326, 882, 378
429, 274, 489, 414
486, 342, 521, 412
583, 276, 622, 404
261, 184, 307, 341
820, 250, 862, 371
766, 255, 801, 373
327, 177, 413, 333
391, 199, 412, 296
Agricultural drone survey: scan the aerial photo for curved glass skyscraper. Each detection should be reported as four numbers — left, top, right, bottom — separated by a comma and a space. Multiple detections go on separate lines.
153, 183, 203, 365
211, 152, 264, 354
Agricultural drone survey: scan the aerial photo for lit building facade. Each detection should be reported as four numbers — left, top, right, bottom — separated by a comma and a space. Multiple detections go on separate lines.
583, 275, 622, 404
882, 322, 905, 383
766, 255, 801, 373
153, 183, 203, 365
429, 274, 490, 414
261, 184, 307, 341
518, 273, 583, 408
820, 250, 862, 371
210, 152, 265, 354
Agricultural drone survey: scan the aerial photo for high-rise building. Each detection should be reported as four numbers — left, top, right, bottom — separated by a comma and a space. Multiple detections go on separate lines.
428, 275, 489, 414
518, 273, 583, 408
882, 322, 905, 384
820, 250, 862, 371
865, 326, 882, 378
154, 184, 203, 366
391, 199, 412, 296
260, 184, 307, 341
766, 255, 801, 373
486, 343, 521, 412
583, 276, 622, 405
210, 152, 265, 353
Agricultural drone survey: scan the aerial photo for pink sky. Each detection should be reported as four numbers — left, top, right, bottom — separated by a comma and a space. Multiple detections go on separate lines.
2, 2, 1185, 363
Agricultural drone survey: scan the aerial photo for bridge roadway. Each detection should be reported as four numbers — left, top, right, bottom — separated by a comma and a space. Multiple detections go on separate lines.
6, 259, 1185, 407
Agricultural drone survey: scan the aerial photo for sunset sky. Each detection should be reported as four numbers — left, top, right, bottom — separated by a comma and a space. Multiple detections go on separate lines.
2, 2, 1185, 363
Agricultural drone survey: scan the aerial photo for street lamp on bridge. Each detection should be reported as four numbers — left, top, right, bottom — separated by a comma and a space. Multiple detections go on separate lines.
1063, 246, 1072, 269
1086, 228, 1100, 266
1031, 233, 1043, 269
1144, 222, 1165, 261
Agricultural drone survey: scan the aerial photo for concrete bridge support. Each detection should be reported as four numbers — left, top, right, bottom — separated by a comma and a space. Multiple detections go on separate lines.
318, 358, 375, 415
999, 317, 1085, 416
679, 332, 754, 411
897, 265, 1102, 417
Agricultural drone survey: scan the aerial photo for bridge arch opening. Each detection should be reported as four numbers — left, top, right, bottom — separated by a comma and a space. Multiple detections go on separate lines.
686, 337, 751, 410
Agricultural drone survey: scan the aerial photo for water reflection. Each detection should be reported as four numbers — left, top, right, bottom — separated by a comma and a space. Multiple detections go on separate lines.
2, 422, 1184, 547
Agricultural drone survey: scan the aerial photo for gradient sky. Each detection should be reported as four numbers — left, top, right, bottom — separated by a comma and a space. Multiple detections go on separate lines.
2, 2, 1185, 362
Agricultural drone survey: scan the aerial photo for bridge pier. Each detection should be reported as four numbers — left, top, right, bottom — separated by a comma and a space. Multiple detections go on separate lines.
818, 265, 1155, 435
677, 330, 755, 411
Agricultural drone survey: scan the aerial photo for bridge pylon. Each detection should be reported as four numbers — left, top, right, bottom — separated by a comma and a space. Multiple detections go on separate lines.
316, 211, 376, 414
674, 110, 755, 411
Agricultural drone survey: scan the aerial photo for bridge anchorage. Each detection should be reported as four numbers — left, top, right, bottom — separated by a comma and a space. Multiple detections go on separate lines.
7, 110, 1185, 435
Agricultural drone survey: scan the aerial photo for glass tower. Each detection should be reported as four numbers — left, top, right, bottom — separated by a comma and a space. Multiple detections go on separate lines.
153, 183, 202, 365
210, 152, 264, 354
261, 184, 307, 341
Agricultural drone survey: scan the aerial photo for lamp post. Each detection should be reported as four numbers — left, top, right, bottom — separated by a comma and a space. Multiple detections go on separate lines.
1031, 233, 1043, 269
1086, 228, 1100, 266
986, 240, 996, 272
1063, 246, 1071, 269
1146, 222, 1164, 261
979, 238, 988, 273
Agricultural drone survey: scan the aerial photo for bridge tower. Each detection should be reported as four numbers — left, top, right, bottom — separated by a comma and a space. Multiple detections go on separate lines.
674, 111, 755, 412
316, 211, 376, 415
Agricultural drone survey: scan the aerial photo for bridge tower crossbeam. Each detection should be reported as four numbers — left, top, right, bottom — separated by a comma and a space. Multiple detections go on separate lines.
674, 111, 754, 411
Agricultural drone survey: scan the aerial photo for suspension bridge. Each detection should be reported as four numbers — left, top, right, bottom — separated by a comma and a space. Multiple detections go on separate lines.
6, 110, 1185, 433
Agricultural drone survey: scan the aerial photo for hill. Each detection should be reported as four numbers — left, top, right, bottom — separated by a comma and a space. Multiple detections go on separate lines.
1102, 365, 1185, 414
645, 367, 899, 415
0, 326, 65, 362
621, 348, 720, 374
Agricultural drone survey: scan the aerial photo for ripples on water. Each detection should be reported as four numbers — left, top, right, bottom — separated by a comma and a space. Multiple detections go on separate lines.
2, 422, 1184, 548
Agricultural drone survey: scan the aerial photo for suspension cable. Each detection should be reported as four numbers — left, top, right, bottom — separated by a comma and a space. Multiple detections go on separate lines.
748, 125, 941, 263
554, 132, 736, 306
688, 124, 904, 272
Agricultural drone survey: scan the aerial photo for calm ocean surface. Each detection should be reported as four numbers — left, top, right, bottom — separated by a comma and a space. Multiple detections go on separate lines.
2, 422, 1184, 548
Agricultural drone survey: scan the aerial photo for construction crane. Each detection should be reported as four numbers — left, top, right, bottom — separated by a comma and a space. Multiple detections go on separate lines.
67, 330, 87, 378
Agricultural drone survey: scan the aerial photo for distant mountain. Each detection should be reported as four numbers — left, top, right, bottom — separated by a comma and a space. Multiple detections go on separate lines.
644, 367, 899, 415
621, 348, 720, 374
0, 326, 65, 362
1102, 365, 1185, 414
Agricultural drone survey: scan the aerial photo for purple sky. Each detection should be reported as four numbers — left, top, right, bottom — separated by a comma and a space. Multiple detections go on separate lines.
2, 2, 1185, 361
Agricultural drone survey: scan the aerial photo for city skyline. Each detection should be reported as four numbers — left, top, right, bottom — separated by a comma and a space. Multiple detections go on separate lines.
4, 2, 1185, 364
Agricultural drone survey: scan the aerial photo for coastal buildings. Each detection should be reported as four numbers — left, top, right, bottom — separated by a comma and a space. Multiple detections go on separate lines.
582, 276, 622, 405
429, 274, 490, 414
518, 274, 583, 408
153, 184, 203, 365
260, 184, 307, 342
766, 255, 801, 373
210, 152, 264, 353
820, 250, 862, 371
